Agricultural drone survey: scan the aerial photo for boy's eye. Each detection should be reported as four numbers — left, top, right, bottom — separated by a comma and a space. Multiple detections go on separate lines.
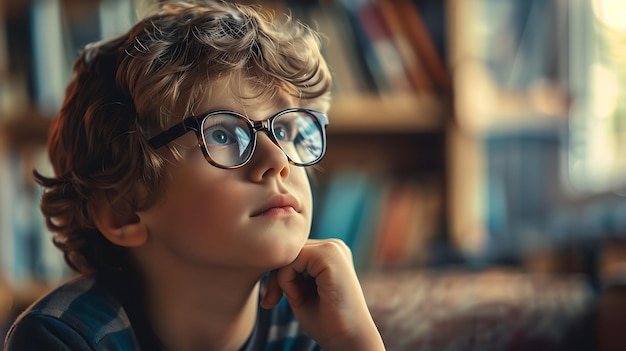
206, 128, 234, 145
274, 123, 295, 141
274, 127, 287, 141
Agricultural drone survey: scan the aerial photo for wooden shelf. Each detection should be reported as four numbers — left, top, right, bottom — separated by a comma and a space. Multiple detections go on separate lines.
0, 279, 56, 324
0, 109, 52, 150
7, 280, 54, 305
328, 93, 446, 133
0, 94, 445, 147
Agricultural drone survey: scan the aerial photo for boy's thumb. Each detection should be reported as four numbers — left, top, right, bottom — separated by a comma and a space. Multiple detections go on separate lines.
260, 270, 283, 309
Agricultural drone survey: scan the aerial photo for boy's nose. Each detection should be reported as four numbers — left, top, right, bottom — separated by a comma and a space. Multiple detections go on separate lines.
247, 132, 290, 181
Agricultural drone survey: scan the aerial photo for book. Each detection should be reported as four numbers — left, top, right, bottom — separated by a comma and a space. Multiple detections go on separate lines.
336, 0, 391, 94
31, 0, 67, 113
392, 0, 451, 93
311, 170, 373, 251
0, 144, 67, 285
97, 0, 134, 40
351, 177, 387, 270
403, 179, 444, 267
375, 0, 433, 93
351, 0, 414, 94
304, 4, 372, 95
372, 181, 417, 268
370, 179, 444, 269
0, 151, 18, 283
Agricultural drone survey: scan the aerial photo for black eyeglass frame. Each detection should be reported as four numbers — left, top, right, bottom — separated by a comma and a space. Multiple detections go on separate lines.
148, 108, 329, 169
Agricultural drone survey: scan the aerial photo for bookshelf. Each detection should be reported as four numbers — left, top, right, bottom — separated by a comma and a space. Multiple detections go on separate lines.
0, 0, 453, 333
298, 0, 452, 270
328, 93, 445, 133
445, 0, 626, 284
446, 0, 571, 261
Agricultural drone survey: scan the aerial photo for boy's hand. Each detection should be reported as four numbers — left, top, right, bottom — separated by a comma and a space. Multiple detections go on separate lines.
260, 239, 386, 351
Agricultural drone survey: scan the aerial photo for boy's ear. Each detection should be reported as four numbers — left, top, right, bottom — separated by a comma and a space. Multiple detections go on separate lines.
89, 192, 148, 248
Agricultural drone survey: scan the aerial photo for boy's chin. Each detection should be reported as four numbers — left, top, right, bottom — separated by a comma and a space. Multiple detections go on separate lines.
259, 243, 305, 270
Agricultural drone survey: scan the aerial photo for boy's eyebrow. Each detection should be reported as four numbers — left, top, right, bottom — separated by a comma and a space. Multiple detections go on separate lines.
190, 107, 236, 116
197, 101, 296, 117
194, 106, 294, 116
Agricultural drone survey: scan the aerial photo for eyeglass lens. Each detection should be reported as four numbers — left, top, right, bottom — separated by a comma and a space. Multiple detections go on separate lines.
200, 111, 324, 167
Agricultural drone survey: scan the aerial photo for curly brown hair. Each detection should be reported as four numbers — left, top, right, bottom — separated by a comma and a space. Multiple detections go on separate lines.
35, 0, 332, 274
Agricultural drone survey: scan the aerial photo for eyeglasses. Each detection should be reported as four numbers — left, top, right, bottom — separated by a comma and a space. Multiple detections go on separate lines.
148, 108, 329, 169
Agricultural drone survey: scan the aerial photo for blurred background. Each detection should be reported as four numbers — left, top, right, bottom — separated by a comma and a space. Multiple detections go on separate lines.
1, 0, 626, 349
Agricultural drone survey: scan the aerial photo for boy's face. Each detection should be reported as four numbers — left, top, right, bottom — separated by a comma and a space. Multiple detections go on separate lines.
135, 83, 315, 273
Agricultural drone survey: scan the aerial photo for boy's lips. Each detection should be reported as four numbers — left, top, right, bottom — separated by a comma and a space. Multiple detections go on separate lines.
251, 194, 301, 217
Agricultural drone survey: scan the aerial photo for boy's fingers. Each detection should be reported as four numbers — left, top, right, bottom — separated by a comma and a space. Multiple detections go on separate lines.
276, 264, 312, 308
260, 270, 283, 309
263, 239, 352, 310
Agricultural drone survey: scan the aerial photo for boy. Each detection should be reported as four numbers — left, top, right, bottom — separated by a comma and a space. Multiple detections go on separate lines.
4, 1, 386, 350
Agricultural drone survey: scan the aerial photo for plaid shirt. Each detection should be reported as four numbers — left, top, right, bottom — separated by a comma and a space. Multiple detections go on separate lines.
4, 274, 319, 351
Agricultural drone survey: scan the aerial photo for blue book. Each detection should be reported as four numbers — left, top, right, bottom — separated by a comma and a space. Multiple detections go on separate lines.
311, 170, 373, 251
351, 179, 386, 271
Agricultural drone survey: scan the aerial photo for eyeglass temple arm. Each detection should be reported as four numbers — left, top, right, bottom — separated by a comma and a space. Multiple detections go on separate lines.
148, 118, 198, 149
